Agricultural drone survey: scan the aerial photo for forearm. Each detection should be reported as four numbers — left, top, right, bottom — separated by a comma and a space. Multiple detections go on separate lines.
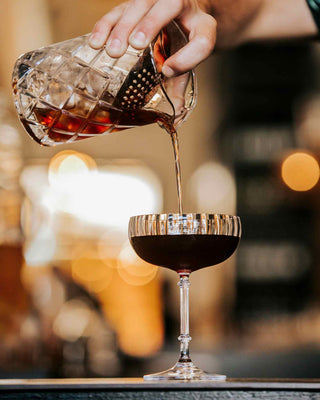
201, 0, 318, 48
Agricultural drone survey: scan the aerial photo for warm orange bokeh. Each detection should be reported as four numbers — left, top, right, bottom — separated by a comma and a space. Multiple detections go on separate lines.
281, 152, 319, 191
70, 242, 163, 358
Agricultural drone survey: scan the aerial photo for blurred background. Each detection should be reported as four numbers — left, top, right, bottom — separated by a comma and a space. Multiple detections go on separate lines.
0, 0, 320, 379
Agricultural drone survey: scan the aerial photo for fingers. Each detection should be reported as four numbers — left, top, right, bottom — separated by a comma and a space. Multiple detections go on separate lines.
90, 0, 157, 57
89, 0, 183, 57
128, 0, 184, 49
105, 0, 158, 57
89, 3, 127, 49
162, 12, 217, 76
89, 0, 216, 75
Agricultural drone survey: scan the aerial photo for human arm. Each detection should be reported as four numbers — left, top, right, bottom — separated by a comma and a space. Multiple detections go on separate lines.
89, 0, 318, 76
211, 0, 318, 48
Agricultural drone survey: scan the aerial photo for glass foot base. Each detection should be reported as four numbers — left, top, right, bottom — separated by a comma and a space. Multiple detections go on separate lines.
143, 361, 226, 381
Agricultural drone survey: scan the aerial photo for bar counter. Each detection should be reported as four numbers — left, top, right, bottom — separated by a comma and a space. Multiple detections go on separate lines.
1, 378, 320, 399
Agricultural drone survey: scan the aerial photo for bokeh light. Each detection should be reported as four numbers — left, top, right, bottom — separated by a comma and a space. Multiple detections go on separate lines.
188, 161, 236, 213
72, 251, 114, 294
117, 241, 158, 286
48, 150, 97, 189
45, 153, 162, 231
24, 224, 56, 266
21, 155, 165, 359
281, 152, 319, 191
53, 299, 93, 342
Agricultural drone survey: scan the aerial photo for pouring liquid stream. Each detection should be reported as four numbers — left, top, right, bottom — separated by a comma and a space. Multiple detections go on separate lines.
158, 115, 183, 214
170, 128, 183, 214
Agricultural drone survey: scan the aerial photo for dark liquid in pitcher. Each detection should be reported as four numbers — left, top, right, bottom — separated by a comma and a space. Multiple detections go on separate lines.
130, 235, 240, 273
24, 105, 171, 142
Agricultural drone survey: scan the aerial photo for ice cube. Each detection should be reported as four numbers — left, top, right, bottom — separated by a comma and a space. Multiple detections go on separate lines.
77, 69, 107, 98
55, 61, 87, 86
41, 79, 72, 108
113, 52, 139, 73
23, 49, 46, 67
26, 69, 47, 97
74, 44, 100, 64
92, 51, 116, 75
19, 93, 36, 118
63, 91, 96, 117
106, 70, 126, 98
37, 52, 67, 76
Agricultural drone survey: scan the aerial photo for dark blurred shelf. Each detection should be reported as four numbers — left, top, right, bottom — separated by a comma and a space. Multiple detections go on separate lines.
1, 378, 320, 399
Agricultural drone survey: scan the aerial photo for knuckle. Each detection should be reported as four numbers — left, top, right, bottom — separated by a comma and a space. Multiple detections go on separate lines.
196, 14, 217, 52
196, 34, 215, 54
202, 13, 217, 32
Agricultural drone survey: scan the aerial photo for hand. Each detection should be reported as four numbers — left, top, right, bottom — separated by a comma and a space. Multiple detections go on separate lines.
89, 0, 216, 77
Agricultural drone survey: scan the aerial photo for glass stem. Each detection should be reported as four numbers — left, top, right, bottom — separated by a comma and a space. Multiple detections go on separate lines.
178, 273, 192, 363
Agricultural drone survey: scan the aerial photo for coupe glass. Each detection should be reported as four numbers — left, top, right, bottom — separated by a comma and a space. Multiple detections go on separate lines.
12, 21, 196, 146
129, 213, 241, 381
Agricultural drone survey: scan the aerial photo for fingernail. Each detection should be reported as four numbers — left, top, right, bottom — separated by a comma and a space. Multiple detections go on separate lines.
162, 65, 175, 78
106, 38, 122, 55
89, 33, 103, 48
130, 31, 147, 48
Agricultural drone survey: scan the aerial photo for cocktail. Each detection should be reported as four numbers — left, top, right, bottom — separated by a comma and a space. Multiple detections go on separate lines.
129, 213, 241, 380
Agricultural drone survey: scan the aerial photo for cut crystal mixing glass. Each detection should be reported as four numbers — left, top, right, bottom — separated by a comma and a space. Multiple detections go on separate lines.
129, 213, 241, 381
12, 22, 196, 146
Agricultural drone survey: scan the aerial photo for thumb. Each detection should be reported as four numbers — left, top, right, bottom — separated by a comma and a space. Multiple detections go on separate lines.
162, 13, 216, 76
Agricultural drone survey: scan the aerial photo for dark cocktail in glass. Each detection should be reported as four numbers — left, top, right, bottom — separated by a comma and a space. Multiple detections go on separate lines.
129, 213, 241, 380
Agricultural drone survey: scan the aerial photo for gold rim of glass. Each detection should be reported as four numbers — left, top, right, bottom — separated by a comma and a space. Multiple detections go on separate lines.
129, 213, 241, 238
